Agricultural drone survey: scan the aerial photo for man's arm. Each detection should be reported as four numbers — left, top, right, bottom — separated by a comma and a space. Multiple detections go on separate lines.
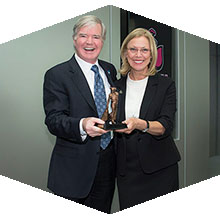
43, 68, 108, 142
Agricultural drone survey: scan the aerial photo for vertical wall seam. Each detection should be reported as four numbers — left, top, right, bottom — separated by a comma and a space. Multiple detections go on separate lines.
183, 32, 187, 187
176, 29, 180, 141
109, 6, 113, 63
216, 45, 219, 154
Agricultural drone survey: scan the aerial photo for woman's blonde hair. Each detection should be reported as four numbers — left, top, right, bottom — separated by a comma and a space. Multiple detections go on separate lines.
120, 28, 158, 76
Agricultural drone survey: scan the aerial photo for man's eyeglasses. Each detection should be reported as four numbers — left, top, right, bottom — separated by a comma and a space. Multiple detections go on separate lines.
127, 47, 150, 55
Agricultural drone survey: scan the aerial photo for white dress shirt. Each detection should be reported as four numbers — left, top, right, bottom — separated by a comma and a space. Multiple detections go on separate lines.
75, 54, 111, 140
125, 73, 149, 119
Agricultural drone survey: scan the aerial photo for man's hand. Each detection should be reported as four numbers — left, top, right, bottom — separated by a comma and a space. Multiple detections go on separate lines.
82, 117, 109, 137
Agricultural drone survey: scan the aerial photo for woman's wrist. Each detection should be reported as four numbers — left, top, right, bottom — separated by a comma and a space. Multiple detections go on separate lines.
142, 120, 149, 132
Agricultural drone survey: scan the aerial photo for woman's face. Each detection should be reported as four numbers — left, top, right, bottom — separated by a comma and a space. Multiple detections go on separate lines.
126, 36, 152, 75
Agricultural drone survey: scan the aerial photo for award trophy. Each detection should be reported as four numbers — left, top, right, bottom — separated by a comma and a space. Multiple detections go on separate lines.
97, 87, 127, 130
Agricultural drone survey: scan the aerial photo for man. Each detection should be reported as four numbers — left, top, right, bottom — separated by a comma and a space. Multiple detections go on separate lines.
43, 15, 117, 213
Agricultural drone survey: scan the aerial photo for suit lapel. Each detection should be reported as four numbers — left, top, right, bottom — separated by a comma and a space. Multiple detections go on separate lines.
117, 76, 127, 122
139, 74, 158, 119
98, 60, 115, 87
68, 55, 97, 113
117, 74, 158, 122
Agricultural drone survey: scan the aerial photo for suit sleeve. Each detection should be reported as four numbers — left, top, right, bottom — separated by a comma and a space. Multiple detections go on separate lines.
154, 80, 176, 140
43, 69, 83, 143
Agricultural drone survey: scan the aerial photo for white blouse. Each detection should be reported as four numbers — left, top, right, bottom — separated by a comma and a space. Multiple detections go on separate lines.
125, 73, 149, 119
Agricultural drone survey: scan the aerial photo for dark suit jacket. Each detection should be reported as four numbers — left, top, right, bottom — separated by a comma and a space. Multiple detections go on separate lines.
115, 73, 181, 175
43, 55, 117, 198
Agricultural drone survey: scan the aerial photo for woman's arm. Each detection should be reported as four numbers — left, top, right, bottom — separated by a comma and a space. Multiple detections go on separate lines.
116, 118, 165, 135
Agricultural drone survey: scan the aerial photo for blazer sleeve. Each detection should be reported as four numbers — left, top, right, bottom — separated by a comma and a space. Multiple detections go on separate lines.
154, 80, 177, 140
43, 68, 83, 143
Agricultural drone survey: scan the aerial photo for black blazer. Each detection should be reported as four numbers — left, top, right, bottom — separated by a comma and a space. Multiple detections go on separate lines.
115, 73, 181, 175
43, 55, 117, 198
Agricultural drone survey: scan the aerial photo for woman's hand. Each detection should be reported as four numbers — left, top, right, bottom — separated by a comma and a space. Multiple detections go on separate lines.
115, 117, 145, 134
115, 118, 165, 136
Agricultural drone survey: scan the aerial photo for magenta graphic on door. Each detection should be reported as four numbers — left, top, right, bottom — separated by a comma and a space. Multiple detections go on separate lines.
149, 28, 164, 73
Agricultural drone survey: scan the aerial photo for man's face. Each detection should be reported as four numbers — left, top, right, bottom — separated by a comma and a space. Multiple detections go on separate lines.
74, 23, 103, 64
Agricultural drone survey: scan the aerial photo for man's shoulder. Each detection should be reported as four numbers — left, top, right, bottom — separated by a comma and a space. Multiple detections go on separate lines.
47, 57, 73, 72
45, 56, 76, 77
98, 59, 115, 69
44, 57, 75, 83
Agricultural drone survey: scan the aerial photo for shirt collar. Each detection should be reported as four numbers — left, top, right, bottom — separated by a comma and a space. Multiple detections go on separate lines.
75, 53, 99, 73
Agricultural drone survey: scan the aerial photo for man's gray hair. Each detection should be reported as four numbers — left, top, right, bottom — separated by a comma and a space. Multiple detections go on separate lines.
73, 15, 106, 41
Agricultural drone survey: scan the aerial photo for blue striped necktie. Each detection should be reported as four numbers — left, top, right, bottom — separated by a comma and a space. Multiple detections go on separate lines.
91, 65, 111, 149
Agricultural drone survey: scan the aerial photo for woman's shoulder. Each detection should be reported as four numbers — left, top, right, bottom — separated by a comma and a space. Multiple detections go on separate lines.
113, 75, 127, 93
114, 75, 127, 85
153, 73, 175, 85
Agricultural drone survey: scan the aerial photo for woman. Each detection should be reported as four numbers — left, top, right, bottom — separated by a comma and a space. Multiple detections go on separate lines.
115, 28, 181, 210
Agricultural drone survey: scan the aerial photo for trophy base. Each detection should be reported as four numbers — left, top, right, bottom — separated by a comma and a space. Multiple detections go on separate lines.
96, 122, 127, 130
104, 122, 127, 130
